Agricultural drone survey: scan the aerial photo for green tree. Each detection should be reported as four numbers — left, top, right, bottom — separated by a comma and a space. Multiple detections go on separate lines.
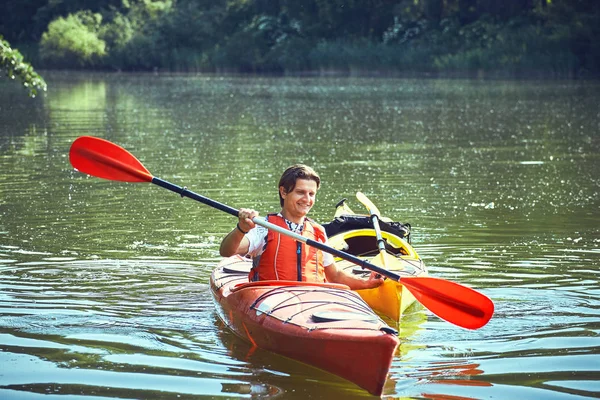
0, 35, 47, 97
40, 11, 107, 67
101, 0, 177, 70
2, 0, 598, 75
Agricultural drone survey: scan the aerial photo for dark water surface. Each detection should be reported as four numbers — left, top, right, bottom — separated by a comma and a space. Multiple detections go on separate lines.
1, 73, 598, 399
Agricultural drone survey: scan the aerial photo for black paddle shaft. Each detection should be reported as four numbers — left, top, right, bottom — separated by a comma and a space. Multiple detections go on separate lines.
152, 177, 240, 217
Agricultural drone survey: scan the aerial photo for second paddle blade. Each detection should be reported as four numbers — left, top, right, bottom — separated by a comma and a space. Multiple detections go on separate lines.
70, 136, 153, 182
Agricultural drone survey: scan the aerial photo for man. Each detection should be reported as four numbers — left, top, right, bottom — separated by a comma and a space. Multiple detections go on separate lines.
219, 164, 384, 290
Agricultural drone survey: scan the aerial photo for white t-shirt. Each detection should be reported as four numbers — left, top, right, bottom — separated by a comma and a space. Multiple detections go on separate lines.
245, 215, 335, 266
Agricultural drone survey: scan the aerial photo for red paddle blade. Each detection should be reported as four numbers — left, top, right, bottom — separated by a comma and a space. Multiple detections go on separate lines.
69, 136, 153, 182
401, 277, 494, 330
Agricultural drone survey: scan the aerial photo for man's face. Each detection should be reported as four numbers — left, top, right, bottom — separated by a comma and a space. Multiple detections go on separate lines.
280, 179, 318, 220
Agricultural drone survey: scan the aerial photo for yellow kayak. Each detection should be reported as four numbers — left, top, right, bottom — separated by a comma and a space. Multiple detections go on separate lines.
323, 199, 427, 323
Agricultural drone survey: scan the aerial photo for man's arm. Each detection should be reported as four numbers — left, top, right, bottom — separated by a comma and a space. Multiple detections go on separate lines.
219, 208, 259, 257
219, 227, 250, 257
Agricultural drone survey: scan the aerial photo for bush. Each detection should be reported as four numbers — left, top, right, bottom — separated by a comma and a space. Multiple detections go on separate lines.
270, 36, 313, 72
40, 11, 106, 68
213, 15, 285, 72
99, 12, 135, 70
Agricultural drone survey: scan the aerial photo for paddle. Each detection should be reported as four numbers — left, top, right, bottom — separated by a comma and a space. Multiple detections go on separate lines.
69, 136, 494, 329
355, 192, 397, 268
356, 192, 494, 329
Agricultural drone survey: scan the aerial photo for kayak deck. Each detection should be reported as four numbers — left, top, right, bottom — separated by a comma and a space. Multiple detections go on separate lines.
210, 256, 400, 396
211, 201, 426, 395
328, 227, 427, 323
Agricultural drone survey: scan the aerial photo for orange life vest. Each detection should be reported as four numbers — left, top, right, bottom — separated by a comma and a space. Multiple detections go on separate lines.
249, 214, 327, 282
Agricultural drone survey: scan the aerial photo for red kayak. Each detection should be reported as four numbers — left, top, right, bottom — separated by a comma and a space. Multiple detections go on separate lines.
210, 255, 400, 396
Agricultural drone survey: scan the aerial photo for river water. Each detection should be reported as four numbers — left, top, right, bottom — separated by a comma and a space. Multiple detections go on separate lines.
0, 72, 598, 399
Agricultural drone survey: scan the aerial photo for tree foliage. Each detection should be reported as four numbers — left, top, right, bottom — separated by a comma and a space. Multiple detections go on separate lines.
1, 0, 598, 76
0, 35, 47, 97
40, 11, 107, 67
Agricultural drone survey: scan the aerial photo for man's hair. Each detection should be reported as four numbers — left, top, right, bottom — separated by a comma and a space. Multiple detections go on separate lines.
278, 164, 321, 206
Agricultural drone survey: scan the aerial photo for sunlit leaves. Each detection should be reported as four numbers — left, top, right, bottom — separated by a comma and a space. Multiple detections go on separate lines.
0, 35, 47, 98
40, 11, 107, 67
